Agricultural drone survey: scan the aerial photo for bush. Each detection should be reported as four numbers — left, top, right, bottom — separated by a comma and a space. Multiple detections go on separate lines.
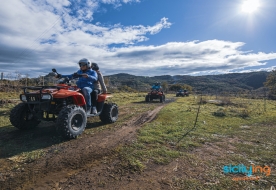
213, 108, 226, 117
118, 85, 138, 93
238, 109, 249, 118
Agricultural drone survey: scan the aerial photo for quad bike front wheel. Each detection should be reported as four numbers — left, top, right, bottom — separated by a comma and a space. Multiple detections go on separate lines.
10, 103, 41, 130
160, 95, 165, 103
56, 105, 87, 139
99, 103, 118, 123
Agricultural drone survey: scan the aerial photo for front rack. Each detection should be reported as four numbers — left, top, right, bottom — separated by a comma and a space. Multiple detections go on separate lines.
22, 86, 65, 94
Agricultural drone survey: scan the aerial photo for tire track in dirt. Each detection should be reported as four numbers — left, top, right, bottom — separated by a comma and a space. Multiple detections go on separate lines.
98, 105, 164, 148
0, 103, 166, 190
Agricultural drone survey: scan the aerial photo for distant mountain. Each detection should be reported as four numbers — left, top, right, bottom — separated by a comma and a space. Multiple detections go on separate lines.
105, 71, 270, 93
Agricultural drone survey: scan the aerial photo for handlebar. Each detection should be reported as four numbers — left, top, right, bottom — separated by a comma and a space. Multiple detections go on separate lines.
52, 68, 88, 84
52, 68, 85, 78
72, 73, 85, 78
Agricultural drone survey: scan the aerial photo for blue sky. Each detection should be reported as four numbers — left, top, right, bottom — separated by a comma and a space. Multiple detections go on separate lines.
0, 0, 276, 78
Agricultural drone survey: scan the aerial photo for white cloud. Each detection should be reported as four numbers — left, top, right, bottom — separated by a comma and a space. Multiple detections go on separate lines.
0, 0, 64, 47
45, 0, 71, 11
97, 41, 276, 75
0, 0, 276, 78
50, 16, 171, 48
148, 18, 171, 34
101, 0, 140, 7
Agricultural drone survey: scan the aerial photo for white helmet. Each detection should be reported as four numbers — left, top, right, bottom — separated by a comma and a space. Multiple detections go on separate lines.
78, 58, 91, 67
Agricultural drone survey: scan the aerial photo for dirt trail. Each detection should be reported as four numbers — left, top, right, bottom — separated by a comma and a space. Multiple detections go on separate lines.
0, 104, 165, 190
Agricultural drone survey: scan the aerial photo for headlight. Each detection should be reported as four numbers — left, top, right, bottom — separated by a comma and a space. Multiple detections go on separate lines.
20, 95, 27, 101
42, 94, 52, 100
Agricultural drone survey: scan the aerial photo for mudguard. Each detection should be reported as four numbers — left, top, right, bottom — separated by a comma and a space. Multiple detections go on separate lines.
97, 93, 112, 102
52, 89, 86, 106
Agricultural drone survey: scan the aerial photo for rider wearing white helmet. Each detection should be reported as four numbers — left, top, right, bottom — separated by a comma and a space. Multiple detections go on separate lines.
60, 58, 98, 114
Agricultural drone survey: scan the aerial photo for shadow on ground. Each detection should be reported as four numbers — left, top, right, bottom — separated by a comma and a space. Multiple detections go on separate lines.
0, 120, 106, 158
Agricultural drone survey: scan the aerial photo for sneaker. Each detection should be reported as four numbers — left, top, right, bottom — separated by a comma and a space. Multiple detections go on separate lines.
86, 108, 91, 115
92, 107, 97, 114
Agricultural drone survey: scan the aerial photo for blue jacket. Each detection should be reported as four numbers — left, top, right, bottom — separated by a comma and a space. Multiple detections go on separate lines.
152, 85, 162, 90
62, 69, 98, 89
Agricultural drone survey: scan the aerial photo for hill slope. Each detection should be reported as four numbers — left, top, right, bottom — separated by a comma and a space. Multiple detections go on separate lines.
105, 71, 270, 92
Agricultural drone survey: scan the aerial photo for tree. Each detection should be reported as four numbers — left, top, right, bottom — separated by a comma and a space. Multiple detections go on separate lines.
118, 85, 137, 92
183, 84, 193, 92
161, 82, 168, 92
104, 77, 110, 87
264, 70, 276, 99
14, 71, 22, 87
25, 74, 29, 86
169, 83, 193, 91
169, 84, 183, 91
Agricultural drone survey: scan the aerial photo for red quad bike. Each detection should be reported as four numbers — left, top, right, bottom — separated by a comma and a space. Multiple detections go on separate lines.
9, 68, 119, 139
145, 89, 165, 103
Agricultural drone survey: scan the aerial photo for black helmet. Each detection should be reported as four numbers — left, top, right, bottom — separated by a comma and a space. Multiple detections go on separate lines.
78, 58, 91, 67
91, 62, 99, 71
155, 82, 160, 86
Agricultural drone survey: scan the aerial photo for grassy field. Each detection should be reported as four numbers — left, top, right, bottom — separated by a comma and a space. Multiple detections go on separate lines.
116, 94, 276, 189
0, 91, 276, 189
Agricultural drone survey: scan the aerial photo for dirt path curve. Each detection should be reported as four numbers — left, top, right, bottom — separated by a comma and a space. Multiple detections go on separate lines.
99, 104, 164, 147
1, 103, 166, 190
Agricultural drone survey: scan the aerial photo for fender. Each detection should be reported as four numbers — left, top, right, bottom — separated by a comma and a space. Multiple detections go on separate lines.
97, 93, 113, 102
71, 94, 86, 106
52, 89, 86, 106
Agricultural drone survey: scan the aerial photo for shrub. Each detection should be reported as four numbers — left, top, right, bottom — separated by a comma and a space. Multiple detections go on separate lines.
213, 108, 226, 117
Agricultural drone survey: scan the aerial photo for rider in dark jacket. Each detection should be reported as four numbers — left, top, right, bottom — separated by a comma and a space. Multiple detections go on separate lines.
90, 62, 107, 114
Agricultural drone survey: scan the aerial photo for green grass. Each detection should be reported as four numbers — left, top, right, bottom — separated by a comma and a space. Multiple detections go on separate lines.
9, 149, 46, 163
117, 95, 276, 189
1, 92, 275, 189
0, 91, 169, 160
0, 91, 21, 100
84, 92, 166, 135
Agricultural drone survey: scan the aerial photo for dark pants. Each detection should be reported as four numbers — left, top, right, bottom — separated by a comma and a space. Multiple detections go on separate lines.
91, 89, 101, 107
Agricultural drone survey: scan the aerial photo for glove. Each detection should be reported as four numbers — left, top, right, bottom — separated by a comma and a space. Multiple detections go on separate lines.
56, 74, 62, 78
82, 73, 88, 78
73, 72, 79, 77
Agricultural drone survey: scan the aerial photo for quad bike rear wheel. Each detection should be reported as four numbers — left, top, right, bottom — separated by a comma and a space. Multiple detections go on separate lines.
56, 105, 87, 139
100, 103, 118, 123
145, 95, 150, 102
10, 103, 41, 130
